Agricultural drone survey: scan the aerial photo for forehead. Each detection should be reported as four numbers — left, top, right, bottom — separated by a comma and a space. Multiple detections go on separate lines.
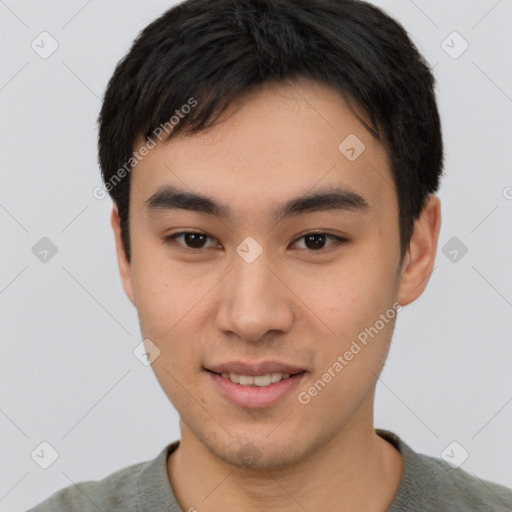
130, 78, 396, 222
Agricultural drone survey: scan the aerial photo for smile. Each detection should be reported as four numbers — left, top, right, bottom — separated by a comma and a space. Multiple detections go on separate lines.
218, 372, 293, 387
206, 367, 308, 409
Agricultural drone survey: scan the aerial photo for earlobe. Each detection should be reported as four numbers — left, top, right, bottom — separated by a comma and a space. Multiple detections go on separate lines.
397, 195, 441, 306
111, 205, 136, 306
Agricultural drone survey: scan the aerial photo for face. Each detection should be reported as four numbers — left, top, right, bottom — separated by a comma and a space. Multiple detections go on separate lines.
112, 78, 440, 470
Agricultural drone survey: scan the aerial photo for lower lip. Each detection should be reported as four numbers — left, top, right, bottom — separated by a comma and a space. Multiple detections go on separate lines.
207, 371, 307, 409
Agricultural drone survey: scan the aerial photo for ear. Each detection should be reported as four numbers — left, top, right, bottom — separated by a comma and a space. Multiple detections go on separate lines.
397, 194, 441, 306
111, 205, 136, 306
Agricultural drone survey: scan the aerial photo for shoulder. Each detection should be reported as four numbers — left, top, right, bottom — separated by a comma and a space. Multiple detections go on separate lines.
378, 430, 512, 512
417, 451, 512, 511
26, 454, 157, 512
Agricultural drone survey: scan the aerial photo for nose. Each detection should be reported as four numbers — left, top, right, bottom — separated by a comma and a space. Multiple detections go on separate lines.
215, 247, 294, 342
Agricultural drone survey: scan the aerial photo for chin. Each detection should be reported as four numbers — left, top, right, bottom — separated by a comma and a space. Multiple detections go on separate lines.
204, 434, 312, 471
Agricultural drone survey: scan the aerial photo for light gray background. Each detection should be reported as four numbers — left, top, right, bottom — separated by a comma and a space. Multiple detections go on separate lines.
1, 1, 511, 510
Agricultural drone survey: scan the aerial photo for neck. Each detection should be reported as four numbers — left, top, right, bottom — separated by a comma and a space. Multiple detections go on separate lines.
167, 409, 403, 512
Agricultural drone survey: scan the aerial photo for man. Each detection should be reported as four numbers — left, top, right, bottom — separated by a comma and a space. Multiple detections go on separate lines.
29, 0, 512, 510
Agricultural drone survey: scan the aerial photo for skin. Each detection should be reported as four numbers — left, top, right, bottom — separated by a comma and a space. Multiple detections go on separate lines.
111, 77, 441, 511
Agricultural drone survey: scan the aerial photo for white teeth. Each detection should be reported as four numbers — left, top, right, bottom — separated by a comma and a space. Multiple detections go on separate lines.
239, 375, 254, 386
253, 375, 272, 386
218, 372, 294, 386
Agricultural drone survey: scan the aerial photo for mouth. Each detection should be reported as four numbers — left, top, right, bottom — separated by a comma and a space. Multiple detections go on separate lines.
204, 362, 308, 409
206, 369, 306, 387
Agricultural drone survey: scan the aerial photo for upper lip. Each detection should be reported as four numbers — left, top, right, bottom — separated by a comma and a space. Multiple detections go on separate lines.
205, 361, 306, 376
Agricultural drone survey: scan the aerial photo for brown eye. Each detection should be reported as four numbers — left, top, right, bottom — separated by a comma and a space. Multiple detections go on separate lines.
182, 233, 208, 249
164, 232, 218, 250
293, 233, 346, 251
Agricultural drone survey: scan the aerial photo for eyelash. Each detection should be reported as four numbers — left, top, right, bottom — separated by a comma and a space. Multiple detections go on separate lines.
163, 231, 348, 254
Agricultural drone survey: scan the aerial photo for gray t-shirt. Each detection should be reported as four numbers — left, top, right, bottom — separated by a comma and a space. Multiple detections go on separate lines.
27, 429, 512, 511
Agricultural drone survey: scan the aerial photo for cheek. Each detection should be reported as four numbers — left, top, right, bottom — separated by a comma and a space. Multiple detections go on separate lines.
129, 253, 216, 364
130, 251, 190, 339
298, 258, 395, 335
294, 263, 399, 390
131, 269, 170, 334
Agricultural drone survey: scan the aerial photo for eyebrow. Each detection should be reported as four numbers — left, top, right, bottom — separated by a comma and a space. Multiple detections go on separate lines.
144, 184, 369, 223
